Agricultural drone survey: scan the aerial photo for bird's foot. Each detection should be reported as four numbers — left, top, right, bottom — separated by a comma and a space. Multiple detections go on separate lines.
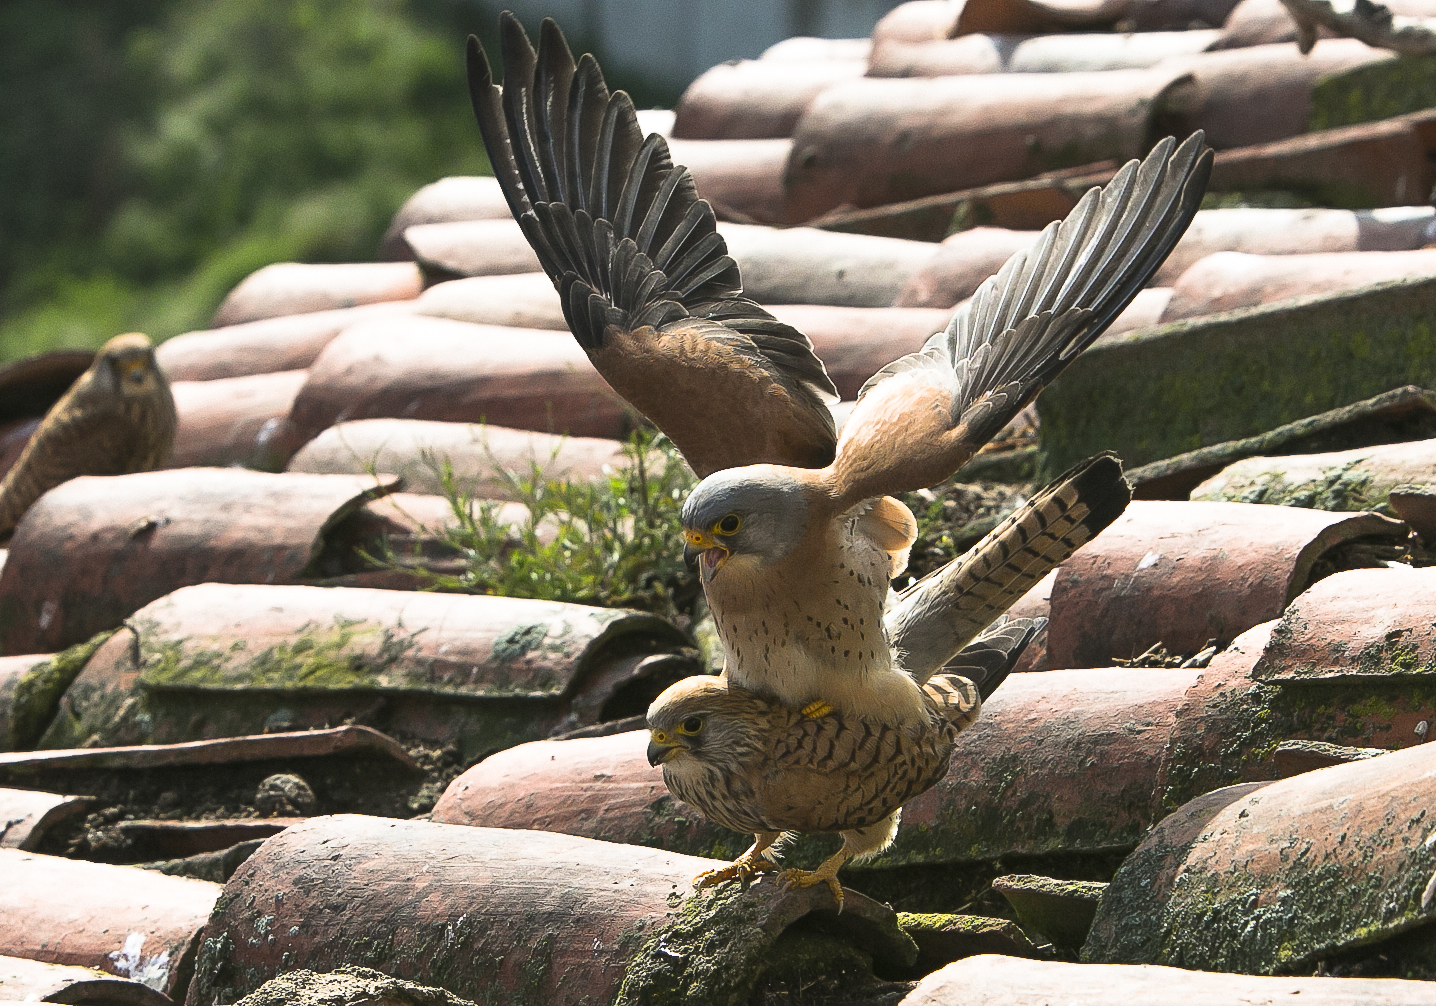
800, 699, 834, 719
693, 851, 779, 893
778, 863, 845, 912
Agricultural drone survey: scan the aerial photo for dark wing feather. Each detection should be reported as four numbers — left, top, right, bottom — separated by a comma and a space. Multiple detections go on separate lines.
829, 134, 1211, 506
939, 616, 1046, 701
466, 18, 838, 476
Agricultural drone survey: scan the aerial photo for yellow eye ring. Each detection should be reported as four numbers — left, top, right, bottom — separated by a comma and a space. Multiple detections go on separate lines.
679, 716, 704, 735
713, 514, 742, 535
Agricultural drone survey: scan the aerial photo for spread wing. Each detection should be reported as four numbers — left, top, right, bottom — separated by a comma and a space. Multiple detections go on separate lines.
823, 133, 1211, 508
466, 16, 838, 478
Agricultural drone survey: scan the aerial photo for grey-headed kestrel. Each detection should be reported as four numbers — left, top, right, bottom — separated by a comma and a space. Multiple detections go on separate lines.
466, 14, 1210, 716
645, 455, 1129, 903
0, 333, 176, 541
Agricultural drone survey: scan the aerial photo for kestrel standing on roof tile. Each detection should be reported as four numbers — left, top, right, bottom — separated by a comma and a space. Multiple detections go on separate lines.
468, 14, 1207, 899
646, 455, 1130, 903
0, 333, 177, 541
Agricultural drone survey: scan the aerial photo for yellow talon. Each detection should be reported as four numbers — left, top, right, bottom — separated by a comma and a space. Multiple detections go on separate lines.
778, 866, 846, 913
693, 854, 778, 892
800, 700, 834, 719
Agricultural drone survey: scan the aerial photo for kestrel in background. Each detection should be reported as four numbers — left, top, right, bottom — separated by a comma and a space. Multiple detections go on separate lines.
467, 15, 1210, 728
0, 333, 176, 541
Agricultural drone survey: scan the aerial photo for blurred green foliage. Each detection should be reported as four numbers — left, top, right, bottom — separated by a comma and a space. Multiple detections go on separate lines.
0, 1, 677, 363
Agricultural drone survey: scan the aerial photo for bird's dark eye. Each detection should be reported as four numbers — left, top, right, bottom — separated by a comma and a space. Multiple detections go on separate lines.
714, 514, 741, 535
680, 716, 704, 735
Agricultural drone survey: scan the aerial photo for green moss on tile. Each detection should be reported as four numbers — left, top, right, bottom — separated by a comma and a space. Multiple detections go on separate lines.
1038, 277, 1436, 476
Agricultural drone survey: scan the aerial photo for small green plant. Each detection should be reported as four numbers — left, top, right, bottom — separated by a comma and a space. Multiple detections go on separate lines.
369, 428, 1038, 619
372, 429, 701, 621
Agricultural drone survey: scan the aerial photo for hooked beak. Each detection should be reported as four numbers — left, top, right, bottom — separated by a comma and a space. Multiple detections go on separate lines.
682, 529, 729, 577
646, 729, 688, 767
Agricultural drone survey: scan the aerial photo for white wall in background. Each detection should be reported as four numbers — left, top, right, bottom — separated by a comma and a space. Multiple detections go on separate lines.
496, 0, 900, 93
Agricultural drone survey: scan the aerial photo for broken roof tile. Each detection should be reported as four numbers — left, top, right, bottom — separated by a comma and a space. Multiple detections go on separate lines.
1391, 483, 1436, 540
0, 726, 417, 775
0, 787, 92, 851
897, 916, 1037, 978
0, 954, 173, 1006
990, 875, 1106, 952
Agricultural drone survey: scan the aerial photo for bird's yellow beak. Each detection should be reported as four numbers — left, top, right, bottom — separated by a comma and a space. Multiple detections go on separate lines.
646, 729, 687, 766
682, 529, 729, 572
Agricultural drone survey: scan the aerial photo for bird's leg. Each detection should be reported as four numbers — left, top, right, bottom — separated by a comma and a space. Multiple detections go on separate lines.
778, 815, 900, 913
777, 848, 849, 911
693, 830, 783, 891
800, 700, 834, 719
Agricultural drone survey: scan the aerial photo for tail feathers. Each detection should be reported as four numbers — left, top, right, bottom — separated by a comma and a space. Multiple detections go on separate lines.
921, 673, 983, 734
942, 615, 1046, 701
888, 452, 1130, 683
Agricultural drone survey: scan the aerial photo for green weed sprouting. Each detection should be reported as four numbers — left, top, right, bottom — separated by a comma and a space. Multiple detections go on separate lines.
369, 429, 702, 621
365, 429, 1032, 618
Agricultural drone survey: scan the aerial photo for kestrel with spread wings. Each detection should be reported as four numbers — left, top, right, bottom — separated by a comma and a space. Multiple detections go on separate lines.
644, 455, 1130, 904
467, 13, 1211, 726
